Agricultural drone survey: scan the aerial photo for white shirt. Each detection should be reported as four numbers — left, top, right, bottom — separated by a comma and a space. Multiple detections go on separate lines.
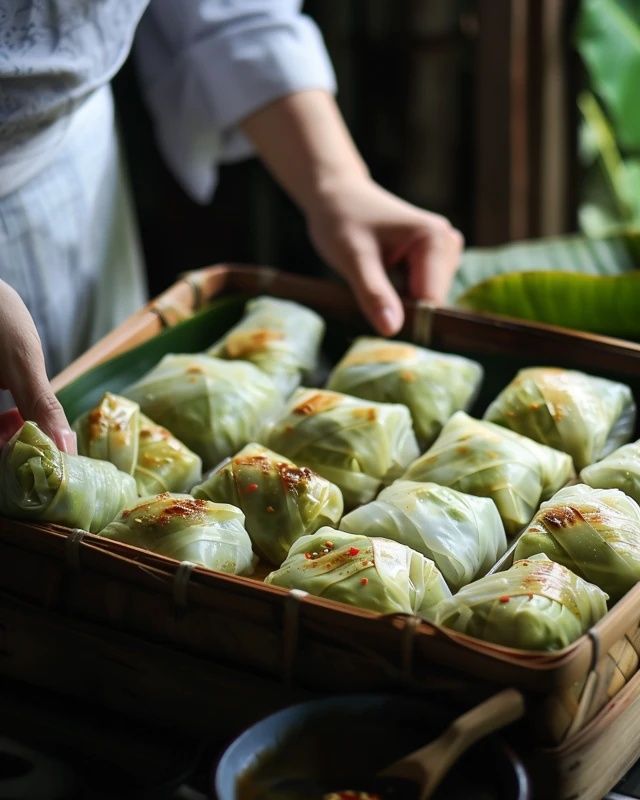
0, 0, 336, 200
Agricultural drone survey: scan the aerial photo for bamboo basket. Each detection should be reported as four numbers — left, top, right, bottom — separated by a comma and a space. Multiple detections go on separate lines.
4, 264, 640, 799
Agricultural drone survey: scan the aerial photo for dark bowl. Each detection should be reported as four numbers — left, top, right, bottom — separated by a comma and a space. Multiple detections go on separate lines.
214, 694, 530, 800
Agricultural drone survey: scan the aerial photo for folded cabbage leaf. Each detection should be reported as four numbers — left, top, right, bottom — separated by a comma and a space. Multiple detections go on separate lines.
435, 553, 608, 651
124, 354, 281, 469
208, 296, 325, 395
74, 392, 202, 496
266, 388, 420, 508
265, 528, 451, 619
402, 412, 574, 536
581, 439, 640, 506
484, 367, 635, 471
192, 442, 343, 566
513, 484, 640, 603
0, 421, 137, 532
327, 338, 483, 446
340, 480, 506, 591
98, 493, 255, 575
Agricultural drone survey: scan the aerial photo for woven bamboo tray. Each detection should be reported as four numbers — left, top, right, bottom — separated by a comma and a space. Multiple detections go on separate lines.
4, 264, 640, 798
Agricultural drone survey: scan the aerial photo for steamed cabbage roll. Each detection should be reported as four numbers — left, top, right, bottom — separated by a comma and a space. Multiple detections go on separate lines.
124, 354, 281, 469
266, 388, 420, 508
192, 443, 343, 565
265, 528, 451, 619
484, 367, 635, 471
435, 554, 608, 651
340, 481, 506, 591
581, 439, 640, 506
513, 484, 640, 603
74, 393, 202, 496
98, 493, 255, 575
327, 338, 483, 446
403, 412, 574, 536
208, 296, 324, 395
0, 422, 137, 532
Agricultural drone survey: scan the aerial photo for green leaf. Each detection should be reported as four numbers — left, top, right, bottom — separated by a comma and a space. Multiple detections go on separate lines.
575, 0, 640, 152
452, 232, 639, 301
458, 270, 640, 339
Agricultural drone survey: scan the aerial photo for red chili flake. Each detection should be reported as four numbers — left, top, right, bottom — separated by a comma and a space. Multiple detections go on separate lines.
244, 483, 259, 493
266, 505, 275, 513
360, 578, 369, 586
348, 547, 360, 556
304, 552, 313, 560
499, 595, 510, 603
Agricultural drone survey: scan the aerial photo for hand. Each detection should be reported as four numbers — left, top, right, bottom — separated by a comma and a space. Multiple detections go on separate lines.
0, 280, 76, 452
305, 175, 464, 335
241, 90, 463, 335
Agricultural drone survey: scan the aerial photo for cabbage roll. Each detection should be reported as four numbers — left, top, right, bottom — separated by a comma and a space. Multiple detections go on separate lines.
0, 422, 137, 532
340, 481, 506, 591
124, 354, 281, 469
435, 554, 608, 651
513, 484, 640, 603
581, 439, 640, 506
192, 442, 343, 566
74, 393, 202, 496
403, 412, 574, 536
265, 528, 451, 619
98, 493, 255, 575
208, 296, 324, 395
266, 388, 420, 509
484, 367, 635, 471
327, 337, 483, 446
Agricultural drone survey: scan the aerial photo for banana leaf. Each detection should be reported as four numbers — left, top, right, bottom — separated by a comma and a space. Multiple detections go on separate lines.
575, 0, 640, 152
457, 270, 640, 339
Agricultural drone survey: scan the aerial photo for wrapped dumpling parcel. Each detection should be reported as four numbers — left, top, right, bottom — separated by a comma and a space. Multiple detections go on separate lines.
124, 354, 281, 470
99, 493, 255, 575
514, 484, 640, 603
265, 528, 451, 619
484, 367, 635, 471
0, 421, 137, 532
73, 393, 202, 496
581, 439, 640, 507
435, 554, 608, 651
267, 388, 420, 508
340, 481, 507, 592
208, 296, 324, 396
328, 337, 482, 446
403, 412, 574, 536
192, 442, 343, 565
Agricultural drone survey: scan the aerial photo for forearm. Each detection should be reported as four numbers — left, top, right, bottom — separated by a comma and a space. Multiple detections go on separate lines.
240, 89, 369, 214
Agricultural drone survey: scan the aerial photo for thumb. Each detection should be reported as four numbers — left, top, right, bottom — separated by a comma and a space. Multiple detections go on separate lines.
14, 380, 77, 455
338, 238, 404, 336
0, 281, 76, 454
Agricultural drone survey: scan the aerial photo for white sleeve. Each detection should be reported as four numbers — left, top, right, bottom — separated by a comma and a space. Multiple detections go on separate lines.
134, 0, 337, 203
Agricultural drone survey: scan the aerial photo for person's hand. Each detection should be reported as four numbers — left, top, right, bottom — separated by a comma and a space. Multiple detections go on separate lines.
241, 90, 463, 335
0, 280, 76, 452
305, 175, 463, 335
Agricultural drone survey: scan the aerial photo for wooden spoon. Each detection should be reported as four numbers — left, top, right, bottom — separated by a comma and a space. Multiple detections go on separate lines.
377, 688, 525, 800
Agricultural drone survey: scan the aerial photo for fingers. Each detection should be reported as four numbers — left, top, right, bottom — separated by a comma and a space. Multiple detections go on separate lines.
0, 281, 77, 454
337, 234, 405, 336
407, 216, 464, 303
